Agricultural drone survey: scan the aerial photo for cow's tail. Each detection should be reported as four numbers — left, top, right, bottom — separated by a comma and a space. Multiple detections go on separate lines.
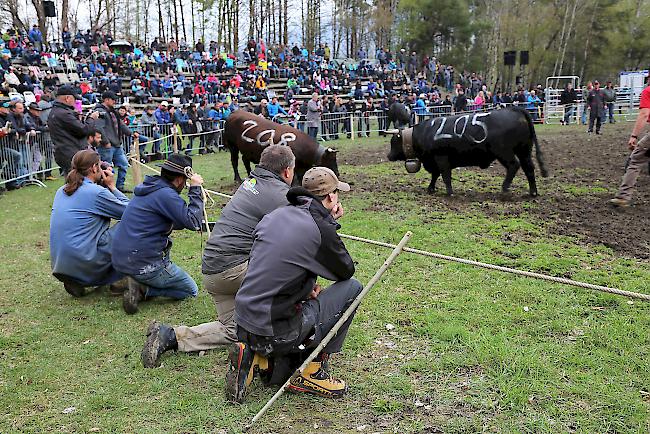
513, 106, 549, 178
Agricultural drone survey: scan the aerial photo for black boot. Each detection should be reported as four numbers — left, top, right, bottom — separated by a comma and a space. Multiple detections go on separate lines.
141, 321, 178, 368
123, 277, 146, 314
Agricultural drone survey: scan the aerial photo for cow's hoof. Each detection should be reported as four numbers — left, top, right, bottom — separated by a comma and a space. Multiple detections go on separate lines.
426, 188, 435, 195
530, 191, 539, 198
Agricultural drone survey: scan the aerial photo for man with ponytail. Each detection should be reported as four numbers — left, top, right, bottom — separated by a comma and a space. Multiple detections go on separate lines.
50, 149, 130, 297
111, 154, 205, 314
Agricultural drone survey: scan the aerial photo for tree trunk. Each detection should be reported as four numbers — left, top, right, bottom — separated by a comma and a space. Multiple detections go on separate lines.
179, 0, 187, 43
30, 0, 48, 40
157, 0, 164, 40
61, 0, 70, 33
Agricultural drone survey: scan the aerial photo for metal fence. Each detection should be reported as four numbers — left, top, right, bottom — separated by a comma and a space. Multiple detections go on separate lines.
0, 132, 54, 188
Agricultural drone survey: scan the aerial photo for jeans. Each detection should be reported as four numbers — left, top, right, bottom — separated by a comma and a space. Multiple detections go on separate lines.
136, 135, 151, 156
0, 147, 22, 187
563, 105, 575, 124
607, 103, 615, 123
307, 126, 318, 139
132, 261, 198, 300
97, 145, 129, 189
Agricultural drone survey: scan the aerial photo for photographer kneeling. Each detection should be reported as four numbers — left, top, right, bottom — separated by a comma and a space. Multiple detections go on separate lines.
50, 149, 130, 297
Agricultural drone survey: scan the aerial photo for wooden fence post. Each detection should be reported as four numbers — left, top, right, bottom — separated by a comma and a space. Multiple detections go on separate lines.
130, 137, 142, 185
172, 127, 179, 153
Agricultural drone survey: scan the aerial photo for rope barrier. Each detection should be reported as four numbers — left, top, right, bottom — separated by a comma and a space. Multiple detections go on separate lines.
133, 132, 174, 147
338, 234, 650, 302
128, 159, 649, 301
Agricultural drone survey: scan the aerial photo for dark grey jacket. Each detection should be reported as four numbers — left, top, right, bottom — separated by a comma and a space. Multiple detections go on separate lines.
92, 103, 132, 147
202, 167, 289, 275
235, 187, 355, 337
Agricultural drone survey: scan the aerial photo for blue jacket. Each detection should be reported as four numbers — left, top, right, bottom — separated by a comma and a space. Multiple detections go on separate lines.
154, 107, 170, 124
111, 175, 204, 276
267, 102, 287, 118
50, 179, 129, 285
29, 28, 43, 43
414, 98, 428, 115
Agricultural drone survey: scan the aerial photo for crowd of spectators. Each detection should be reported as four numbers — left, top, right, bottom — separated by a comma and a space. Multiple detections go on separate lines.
0, 25, 553, 193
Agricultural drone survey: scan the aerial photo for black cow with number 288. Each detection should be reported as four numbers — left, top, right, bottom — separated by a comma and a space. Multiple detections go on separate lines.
386, 106, 549, 196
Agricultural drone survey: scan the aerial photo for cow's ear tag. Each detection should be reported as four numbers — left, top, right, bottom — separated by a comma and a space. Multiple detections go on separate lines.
405, 159, 421, 173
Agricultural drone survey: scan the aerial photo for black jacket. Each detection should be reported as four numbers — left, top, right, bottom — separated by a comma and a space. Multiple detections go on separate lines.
235, 187, 354, 338
47, 101, 94, 163
92, 103, 132, 147
560, 88, 578, 105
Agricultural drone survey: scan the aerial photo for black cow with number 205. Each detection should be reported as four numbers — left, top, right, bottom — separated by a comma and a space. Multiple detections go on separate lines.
387, 106, 549, 196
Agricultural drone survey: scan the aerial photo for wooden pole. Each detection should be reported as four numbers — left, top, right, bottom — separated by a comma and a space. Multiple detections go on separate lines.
246, 231, 413, 430
130, 137, 142, 185
172, 127, 179, 153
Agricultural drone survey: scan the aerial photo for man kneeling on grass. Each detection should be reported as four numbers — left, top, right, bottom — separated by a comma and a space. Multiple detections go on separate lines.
111, 154, 205, 314
225, 167, 362, 403
50, 149, 129, 297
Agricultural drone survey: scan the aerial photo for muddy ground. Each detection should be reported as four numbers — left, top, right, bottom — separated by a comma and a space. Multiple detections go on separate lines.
340, 123, 650, 259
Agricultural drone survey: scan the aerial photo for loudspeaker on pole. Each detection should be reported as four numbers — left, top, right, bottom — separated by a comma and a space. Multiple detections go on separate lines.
520, 50, 529, 66
43, 1, 56, 17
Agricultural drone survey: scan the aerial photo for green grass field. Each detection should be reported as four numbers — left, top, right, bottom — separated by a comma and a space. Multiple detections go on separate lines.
1, 128, 649, 433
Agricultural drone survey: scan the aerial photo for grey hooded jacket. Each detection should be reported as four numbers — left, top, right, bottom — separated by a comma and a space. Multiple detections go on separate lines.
201, 167, 290, 275
235, 187, 355, 338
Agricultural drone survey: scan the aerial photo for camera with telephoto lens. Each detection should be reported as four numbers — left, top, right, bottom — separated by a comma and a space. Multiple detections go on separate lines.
100, 161, 111, 170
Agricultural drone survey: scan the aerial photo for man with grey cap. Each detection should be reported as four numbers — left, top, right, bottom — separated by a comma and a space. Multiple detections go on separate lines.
225, 166, 362, 403
47, 85, 99, 175
140, 144, 296, 368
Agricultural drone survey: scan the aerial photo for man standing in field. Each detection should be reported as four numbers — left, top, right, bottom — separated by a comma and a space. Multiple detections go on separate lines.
610, 81, 650, 207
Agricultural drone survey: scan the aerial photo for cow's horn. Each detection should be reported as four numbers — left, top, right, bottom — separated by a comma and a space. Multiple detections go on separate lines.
385, 129, 400, 135
326, 147, 338, 153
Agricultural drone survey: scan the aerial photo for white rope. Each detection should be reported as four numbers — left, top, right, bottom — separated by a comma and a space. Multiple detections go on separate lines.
338, 234, 650, 301
128, 159, 649, 301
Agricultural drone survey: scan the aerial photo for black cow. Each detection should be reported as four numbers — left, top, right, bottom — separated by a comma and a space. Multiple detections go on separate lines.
224, 110, 339, 183
387, 106, 549, 196
387, 102, 412, 129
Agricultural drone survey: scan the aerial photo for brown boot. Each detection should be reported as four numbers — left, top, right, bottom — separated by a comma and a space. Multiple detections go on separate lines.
109, 277, 129, 296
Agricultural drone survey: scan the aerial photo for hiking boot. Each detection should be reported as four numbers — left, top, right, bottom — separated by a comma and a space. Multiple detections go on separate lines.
109, 277, 128, 296
123, 277, 146, 314
63, 280, 86, 298
225, 342, 268, 403
141, 321, 178, 368
287, 354, 347, 399
610, 197, 630, 208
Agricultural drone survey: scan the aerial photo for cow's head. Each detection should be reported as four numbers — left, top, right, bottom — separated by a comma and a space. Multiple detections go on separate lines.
386, 128, 420, 173
319, 147, 340, 176
386, 128, 415, 161
387, 131, 406, 161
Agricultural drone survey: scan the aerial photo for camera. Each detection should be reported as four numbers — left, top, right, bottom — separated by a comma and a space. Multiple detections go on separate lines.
100, 161, 111, 170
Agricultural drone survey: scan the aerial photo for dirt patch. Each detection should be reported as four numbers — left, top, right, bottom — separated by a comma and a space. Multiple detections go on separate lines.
344, 123, 650, 259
